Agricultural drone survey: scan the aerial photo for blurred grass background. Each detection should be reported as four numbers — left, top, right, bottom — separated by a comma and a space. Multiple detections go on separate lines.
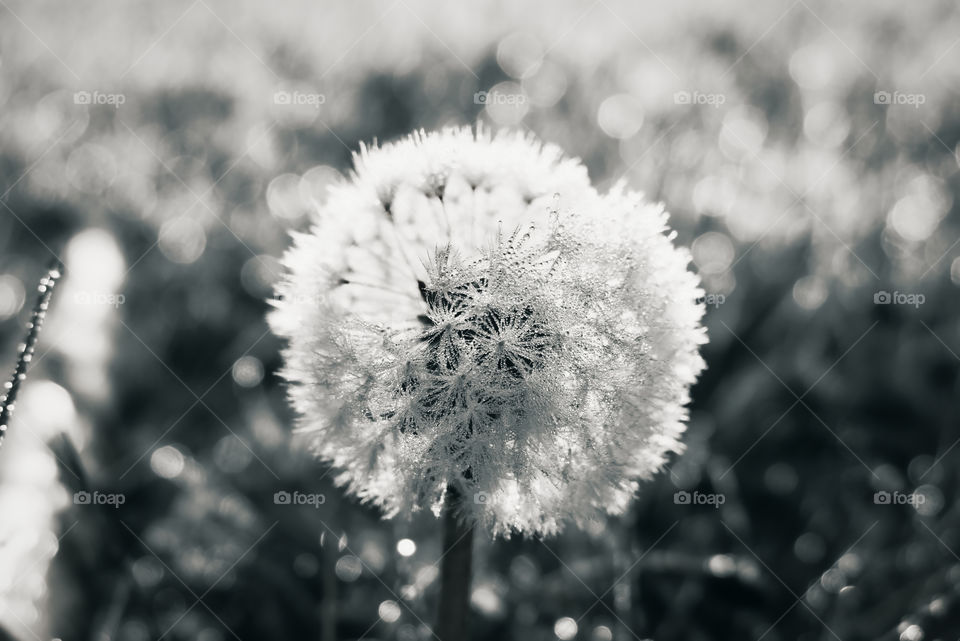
1, 1, 960, 640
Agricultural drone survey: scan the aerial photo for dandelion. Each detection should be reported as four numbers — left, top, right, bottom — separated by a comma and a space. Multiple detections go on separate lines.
270, 126, 706, 637
271, 125, 706, 534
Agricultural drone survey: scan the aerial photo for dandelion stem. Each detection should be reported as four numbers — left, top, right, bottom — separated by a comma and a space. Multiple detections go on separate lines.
435, 484, 474, 641
0, 260, 63, 450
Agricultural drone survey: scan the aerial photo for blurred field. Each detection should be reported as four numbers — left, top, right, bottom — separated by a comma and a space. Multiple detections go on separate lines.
1, 1, 960, 640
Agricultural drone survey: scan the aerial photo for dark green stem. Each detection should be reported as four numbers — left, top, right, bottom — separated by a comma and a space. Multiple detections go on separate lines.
435, 484, 474, 641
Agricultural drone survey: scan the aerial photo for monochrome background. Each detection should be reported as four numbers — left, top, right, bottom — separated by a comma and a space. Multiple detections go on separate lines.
0, 1, 958, 640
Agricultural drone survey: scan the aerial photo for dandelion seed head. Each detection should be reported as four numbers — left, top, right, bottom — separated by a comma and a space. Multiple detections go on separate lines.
271, 126, 706, 536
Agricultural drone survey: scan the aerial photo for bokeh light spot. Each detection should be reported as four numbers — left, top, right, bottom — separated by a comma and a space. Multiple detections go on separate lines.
692, 232, 735, 274
523, 60, 567, 108
950, 257, 960, 285
707, 554, 736, 577
213, 434, 253, 474
334, 555, 363, 582
267, 173, 306, 220
554, 616, 577, 640
19, 381, 76, 437
484, 81, 529, 126
0, 274, 26, 321
396, 538, 416, 557
913, 484, 943, 517
591, 625, 613, 641
792, 275, 828, 310
150, 445, 185, 479
378, 599, 402, 623
66, 228, 126, 288
597, 94, 644, 139
159, 217, 206, 264
232, 355, 264, 388
888, 196, 941, 242
471, 585, 504, 617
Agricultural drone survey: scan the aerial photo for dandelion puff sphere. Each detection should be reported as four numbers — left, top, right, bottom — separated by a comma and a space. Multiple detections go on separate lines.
270, 126, 707, 537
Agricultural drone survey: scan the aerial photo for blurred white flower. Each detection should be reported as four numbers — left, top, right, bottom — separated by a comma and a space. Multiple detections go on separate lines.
270, 126, 706, 536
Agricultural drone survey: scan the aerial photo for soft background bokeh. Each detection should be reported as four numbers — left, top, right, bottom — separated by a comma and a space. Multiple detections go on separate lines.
1, 1, 959, 639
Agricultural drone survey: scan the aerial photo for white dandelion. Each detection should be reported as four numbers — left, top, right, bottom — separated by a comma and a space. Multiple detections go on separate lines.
270, 126, 706, 537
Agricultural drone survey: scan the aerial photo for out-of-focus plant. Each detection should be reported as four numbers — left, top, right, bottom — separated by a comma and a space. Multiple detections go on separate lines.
0, 262, 63, 450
